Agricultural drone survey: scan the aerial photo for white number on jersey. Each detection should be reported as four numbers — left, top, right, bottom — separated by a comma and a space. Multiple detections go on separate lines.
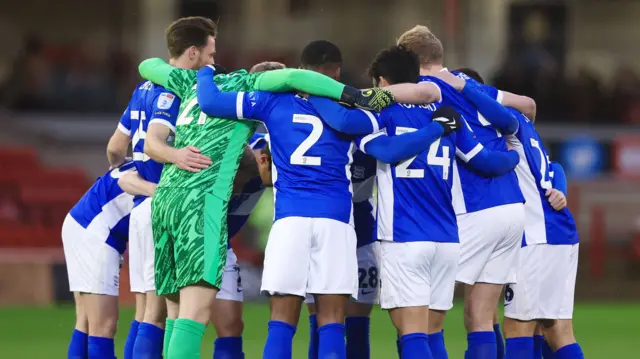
131, 110, 150, 162
176, 92, 207, 126
530, 138, 552, 189
395, 127, 450, 179
290, 114, 322, 166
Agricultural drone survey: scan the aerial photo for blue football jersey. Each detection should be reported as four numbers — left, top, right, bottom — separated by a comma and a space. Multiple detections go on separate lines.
358, 103, 480, 243
233, 92, 355, 224
351, 150, 377, 247
226, 133, 268, 249
68, 162, 136, 254
119, 81, 180, 207
421, 74, 525, 214
506, 109, 579, 246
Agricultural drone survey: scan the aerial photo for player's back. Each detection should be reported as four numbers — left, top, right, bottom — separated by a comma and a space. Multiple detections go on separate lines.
506, 109, 578, 246
122, 81, 179, 205
375, 103, 457, 242
260, 93, 354, 223
68, 162, 136, 253
422, 74, 524, 213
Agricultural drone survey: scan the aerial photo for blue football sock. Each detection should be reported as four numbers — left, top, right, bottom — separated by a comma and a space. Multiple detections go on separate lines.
87, 336, 115, 359
494, 324, 505, 359
533, 335, 545, 359
554, 343, 584, 359
542, 340, 554, 359
399, 333, 432, 359
124, 320, 140, 359
505, 337, 534, 359
214, 336, 244, 359
263, 320, 296, 359
131, 322, 164, 359
308, 315, 318, 359
68, 329, 88, 359
318, 323, 346, 359
465, 331, 496, 359
346, 316, 370, 359
428, 331, 448, 359
396, 337, 402, 358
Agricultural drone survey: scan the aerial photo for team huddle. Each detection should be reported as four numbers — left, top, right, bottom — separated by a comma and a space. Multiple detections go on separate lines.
60, 16, 584, 359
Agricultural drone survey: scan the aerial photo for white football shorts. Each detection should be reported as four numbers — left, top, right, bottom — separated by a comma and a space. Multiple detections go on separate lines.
456, 203, 525, 285
62, 214, 121, 296
129, 198, 156, 293
504, 243, 579, 321
379, 241, 460, 310
261, 217, 358, 299
216, 248, 243, 302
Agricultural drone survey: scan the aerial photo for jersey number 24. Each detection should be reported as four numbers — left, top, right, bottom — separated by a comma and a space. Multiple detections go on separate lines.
395, 127, 450, 180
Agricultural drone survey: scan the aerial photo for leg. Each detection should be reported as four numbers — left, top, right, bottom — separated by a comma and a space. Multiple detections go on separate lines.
211, 251, 245, 359
345, 302, 373, 359
260, 217, 313, 359
315, 294, 349, 359
541, 320, 583, 358
533, 323, 552, 359
493, 309, 505, 359
85, 293, 119, 359
164, 293, 180, 358
133, 198, 167, 358
463, 283, 502, 359
69, 292, 89, 359
124, 294, 145, 359
306, 300, 319, 359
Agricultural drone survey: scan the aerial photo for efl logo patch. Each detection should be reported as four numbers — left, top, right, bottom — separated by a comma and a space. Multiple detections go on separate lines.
158, 93, 175, 110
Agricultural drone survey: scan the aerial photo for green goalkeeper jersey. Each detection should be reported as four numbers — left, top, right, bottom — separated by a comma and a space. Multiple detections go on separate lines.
138, 59, 350, 199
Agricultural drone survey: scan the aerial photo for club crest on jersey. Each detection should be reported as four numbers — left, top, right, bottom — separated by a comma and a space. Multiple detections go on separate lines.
158, 93, 175, 110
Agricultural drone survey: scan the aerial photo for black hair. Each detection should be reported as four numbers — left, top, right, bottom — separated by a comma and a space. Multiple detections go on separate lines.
300, 40, 342, 68
454, 67, 485, 84
368, 45, 420, 85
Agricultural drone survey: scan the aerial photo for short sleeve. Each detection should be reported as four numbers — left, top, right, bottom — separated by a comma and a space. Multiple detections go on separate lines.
149, 91, 181, 133
454, 119, 484, 163
118, 106, 131, 136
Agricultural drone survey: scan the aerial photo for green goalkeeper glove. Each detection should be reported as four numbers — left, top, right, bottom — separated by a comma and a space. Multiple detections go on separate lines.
340, 87, 395, 112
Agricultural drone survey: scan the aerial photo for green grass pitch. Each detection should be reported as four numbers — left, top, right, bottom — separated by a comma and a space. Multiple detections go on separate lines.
0, 302, 636, 358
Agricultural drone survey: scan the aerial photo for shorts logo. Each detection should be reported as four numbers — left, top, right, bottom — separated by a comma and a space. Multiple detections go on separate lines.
157, 93, 175, 110
504, 284, 514, 305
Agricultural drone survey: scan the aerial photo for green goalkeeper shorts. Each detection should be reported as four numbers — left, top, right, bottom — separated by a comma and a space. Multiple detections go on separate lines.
151, 188, 229, 296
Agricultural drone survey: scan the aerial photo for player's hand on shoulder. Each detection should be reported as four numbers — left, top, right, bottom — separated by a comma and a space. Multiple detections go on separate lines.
432, 105, 462, 135
356, 88, 395, 112
432, 71, 466, 91
545, 188, 567, 211
174, 146, 213, 173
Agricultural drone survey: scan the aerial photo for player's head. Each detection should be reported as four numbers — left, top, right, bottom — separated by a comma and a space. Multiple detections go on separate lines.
454, 67, 485, 84
397, 25, 444, 68
254, 142, 273, 186
250, 61, 286, 73
165, 16, 217, 69
368, 45, 420, 87
300, 40, 342, 80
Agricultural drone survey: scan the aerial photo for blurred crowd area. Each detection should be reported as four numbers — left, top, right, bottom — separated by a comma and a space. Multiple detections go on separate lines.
2, 36, 640, 124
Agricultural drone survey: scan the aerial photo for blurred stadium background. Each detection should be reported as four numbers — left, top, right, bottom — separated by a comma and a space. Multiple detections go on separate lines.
0, 0, 639, 357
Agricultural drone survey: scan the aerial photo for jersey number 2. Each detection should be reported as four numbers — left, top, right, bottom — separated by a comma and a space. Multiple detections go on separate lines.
395, 127, 450, 180
290, 114, 322, 166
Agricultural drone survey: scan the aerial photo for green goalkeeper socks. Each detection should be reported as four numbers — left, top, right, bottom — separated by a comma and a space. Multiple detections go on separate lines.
163, 318, 175, 358
166, 318, 206, 359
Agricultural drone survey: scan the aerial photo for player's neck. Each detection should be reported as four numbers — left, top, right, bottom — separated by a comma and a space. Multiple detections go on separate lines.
169, 57, 193, 70
420, 64, 445, 76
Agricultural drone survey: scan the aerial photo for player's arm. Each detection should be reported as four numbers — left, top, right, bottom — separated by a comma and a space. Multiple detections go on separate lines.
107, 106, 132, 168
382, 81, 444, 105
455, 120, 520, 177
307, 96, 383, 135
138, 58, 194, 99
247, 67, 394, 112
118, 171, 156, 197
459, 83, 519, 135
546, 161, 568, 211
499, 91, 537, 121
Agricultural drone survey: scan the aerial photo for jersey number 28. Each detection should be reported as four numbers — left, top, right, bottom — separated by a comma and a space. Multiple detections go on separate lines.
395, 127, 450, 180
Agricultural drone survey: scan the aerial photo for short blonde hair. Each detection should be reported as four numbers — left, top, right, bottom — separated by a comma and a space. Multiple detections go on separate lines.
250, 61, 286, 73
397, 25, 444, 66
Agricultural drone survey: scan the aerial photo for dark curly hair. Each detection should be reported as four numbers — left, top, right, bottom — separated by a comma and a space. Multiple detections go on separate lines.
368, 45, 420, 86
